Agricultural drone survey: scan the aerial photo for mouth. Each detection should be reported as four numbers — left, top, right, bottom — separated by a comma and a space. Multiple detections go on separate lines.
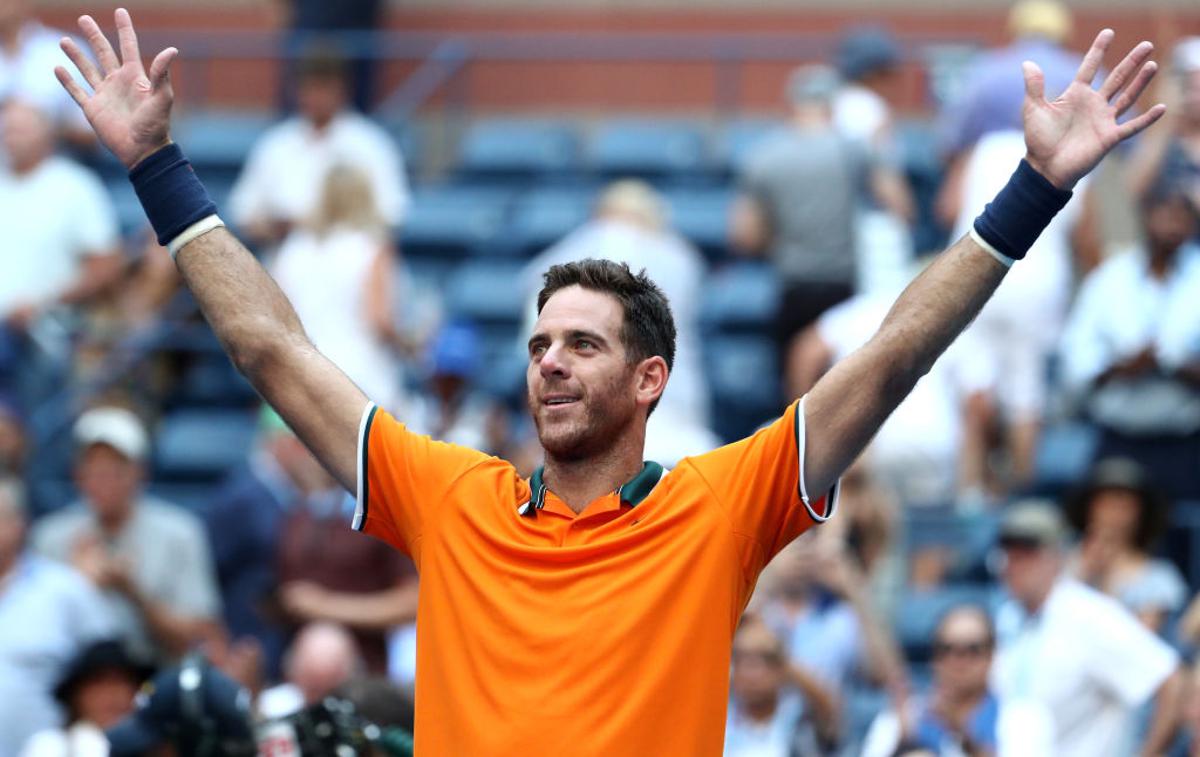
541, 395, 580, 409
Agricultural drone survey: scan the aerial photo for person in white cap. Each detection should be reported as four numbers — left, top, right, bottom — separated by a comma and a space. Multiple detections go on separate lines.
32, 406, 222, 664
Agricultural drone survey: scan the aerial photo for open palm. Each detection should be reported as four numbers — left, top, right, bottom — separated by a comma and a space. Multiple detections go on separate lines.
1023, 29, 1165, 190
55, 8, 178, 169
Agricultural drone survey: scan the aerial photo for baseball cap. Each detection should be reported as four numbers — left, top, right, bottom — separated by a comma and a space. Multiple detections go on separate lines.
1174, 37, 1200, 73
1008, 0, 1072, 44
835, 26, 901, 81
53, 640, 154, 705
430, 322, 481, 380
997, 499, 1069, 549
106, 655, 255, 756
74, 407, 148, 461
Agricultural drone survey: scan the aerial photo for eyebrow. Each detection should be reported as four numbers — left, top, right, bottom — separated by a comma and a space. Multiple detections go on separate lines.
527, 329, 611, 352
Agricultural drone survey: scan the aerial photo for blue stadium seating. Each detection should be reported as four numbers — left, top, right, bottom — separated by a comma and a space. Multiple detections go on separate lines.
456, 119, 579, 180
587, 120, 708, 179
1033, 421, 1099, 495
172, 355, 259, 408
893, 585, 997, 663
663, 187, 733, 261
153, 409, 257, 482
400, 186, 514, 259
173, 110, 275, 183
715, 118, 780, 174
700, 262, 779, 333
904, 508, 1001, 583
704, 335, 780, 441
501, 187, 594, 258
443, 260, 530, 327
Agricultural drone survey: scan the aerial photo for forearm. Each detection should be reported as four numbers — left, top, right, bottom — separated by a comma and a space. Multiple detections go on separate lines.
787, 663, 840, 737
56, 252, 124, 306
1140, 668, 1184, 756
804, 236, 1007, 495
127, 588, 219, 658
292, 584, 418, 630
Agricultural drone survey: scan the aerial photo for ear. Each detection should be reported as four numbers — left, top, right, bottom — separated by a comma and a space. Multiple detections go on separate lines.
634, 356, 669, 409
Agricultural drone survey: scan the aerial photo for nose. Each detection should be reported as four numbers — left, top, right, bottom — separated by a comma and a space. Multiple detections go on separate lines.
538, 342, 571, 380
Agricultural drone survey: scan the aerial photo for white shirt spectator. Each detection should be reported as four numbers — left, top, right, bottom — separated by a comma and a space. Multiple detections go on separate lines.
0, 155, 118, 315
229, 111, 409, 231
723, 693, 807, 757
953, 130, 1085, 417
1059, 243, 1200, 435
272, 226, 403, 412
0, 555, 114, 757
0, 22, 86, 129
833, 84, 890, 151
523, 217, 720, 464
817, 290, 992, 504
19, 722, 110, 757
862, 697, 1054, 757
992, 577, 1178, 757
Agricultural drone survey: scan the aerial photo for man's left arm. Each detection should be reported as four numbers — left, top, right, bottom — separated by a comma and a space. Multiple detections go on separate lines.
1141, 666, 1185, 757
802, 30, 1165, 497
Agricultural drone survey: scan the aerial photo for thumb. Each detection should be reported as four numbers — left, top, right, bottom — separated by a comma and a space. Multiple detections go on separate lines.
148, 46, 177, 91
1022, 60, 1046, 103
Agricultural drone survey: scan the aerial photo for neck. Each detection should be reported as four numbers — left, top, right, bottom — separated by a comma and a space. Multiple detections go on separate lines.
1148, 248, 1175, 278
96, 505, 133, 535
309, 112, 336, 132
542, 432, 645, 514
1020, 580, 1056, 615
10, 154, 44, 176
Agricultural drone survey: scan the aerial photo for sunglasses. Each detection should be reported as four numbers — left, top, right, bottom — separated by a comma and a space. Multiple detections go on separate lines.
932, 640, 991, 659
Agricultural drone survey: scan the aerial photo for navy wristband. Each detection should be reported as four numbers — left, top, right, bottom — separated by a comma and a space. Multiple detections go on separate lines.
972, 159, 1072, 262
128, 143, 218, 247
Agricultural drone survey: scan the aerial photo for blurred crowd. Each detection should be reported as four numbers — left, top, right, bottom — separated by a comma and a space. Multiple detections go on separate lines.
2, 0, 1200, 753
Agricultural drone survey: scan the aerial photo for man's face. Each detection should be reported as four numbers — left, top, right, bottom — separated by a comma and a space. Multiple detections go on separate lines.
730, 623, 787, 709
1143, 196, 1199, 253
0, 101, 52, 169
526, 286, 642, 461
999, 540, 1059, 607
931, 609, 993, 700
1086, 488, 1141, 545
75, 444, 142, 522
296, 76, 345, 127
71, 669, 140, 729
0, 0, 29, 32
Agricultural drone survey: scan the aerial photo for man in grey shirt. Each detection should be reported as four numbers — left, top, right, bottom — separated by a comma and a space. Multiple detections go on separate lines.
732, 65, 912, 400
0, 477, 115, 756
33, 406, 221, 664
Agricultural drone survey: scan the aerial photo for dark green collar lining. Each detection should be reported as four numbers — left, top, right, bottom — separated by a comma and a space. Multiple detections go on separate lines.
521, 461, 664, 517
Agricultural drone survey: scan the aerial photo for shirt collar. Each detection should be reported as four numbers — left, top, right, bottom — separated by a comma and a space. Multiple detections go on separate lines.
518, 461, 664, 518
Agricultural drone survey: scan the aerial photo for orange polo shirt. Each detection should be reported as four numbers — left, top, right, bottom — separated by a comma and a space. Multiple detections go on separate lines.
353, 398, 837, 756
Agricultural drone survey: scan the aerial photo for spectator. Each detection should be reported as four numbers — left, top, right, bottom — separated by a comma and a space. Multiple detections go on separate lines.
862, 605, 1053, 757
523, 180, 719, 464
731, 64, 912, 399
0, 394, 26, 475
204, 407, 332, 680
276, 486, 417, 675
32, 406, 222, 664
0, 100, 122, 395
1065, 458, 1187, 634
271, 164, 406, 411
275, 0, 386, 113
0, 0, 90, 140
405, 321, 499, 452
1059, 180, 1200, 500
19, 639, 153, 757
951, 130, 1091, 495
724, 617, 838, 757
992, 501, 1184, 756
756, 532, 906, 700
832, 26, 904, 154
791, 276, 992, 506
229, 51, 409, 249
258, 622, 362, 719
1127, 37, 1200, 212
0, 477, 114, 757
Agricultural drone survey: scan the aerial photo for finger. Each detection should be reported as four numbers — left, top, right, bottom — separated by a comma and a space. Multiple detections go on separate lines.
1116, 103, 1167, 142
53, 66, 89, 107
1112, 61, 1158, 118
1075, 28, 1114, 85
148, 46, 178, 91
1022, 60, 1045, 102
1099, 40, 1153, 100
77, 14, 120, 75
114, 7, 143, 71
59, 36, 102, 89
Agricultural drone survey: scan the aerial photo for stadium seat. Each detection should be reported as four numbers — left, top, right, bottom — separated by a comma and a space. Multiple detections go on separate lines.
587, 120, 708, 179
443, 260, 530, 327
399, 186, 513, 260
455, 119, 579, 180
146, 482, 217, 513
477, 327, 528, 401
171, 355, 259, 409
1032, 420, 1099, 495
663, 187, 733, 261
502, 187, 594, 257
904, 508, 1001, 583
173, 110, 276, 182
893, 585, 996, 663
153, 409, 257, 482
714, 118, 779, 174
704, 335, 780, 441
700, 263, 779, 334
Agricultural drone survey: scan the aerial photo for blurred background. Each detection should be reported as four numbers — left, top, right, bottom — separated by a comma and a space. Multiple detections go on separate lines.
2, 0, 1200, 754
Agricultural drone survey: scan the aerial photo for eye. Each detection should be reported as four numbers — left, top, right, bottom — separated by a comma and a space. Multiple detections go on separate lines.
575, 339, 595, 351
529, 343, 546, 358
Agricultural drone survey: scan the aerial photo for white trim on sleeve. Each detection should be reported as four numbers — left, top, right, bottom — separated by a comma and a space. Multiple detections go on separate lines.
352, 401, 378, 531
795, 395, 840, 523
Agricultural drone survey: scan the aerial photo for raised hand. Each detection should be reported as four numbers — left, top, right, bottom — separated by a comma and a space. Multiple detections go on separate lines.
54, 7, 178, 169
1023, 29, 1166, 190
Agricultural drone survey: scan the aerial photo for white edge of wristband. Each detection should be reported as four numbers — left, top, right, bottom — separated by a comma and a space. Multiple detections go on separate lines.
969, 227, 1015, 269
166, 214, 225, 258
